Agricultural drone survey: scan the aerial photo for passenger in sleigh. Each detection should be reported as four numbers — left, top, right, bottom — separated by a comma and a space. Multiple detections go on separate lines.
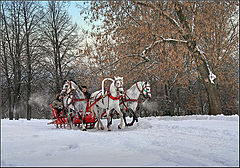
81, 85, 91, 100
81, 85, 95, 116
52, 94, 66, 118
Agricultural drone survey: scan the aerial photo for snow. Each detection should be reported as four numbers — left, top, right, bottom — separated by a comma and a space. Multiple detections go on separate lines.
1, 114, 239, 167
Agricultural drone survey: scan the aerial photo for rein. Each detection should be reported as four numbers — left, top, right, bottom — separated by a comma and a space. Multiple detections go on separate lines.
120, 93, 138, 111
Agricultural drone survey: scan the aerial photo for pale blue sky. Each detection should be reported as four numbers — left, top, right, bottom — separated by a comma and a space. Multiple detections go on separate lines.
68, 2, 84, 27
40, 1, 92, 31
68, 1, 91, 31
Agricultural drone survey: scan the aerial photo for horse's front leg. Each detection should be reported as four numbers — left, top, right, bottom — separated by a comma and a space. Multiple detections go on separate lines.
67, 110, 73, 129
106, 109, 112, 131
123, 111, 129, 126
81, 104, 87, 131
128, 109, 137, 126
76, 111, 86, 131
115, 106, 124, 129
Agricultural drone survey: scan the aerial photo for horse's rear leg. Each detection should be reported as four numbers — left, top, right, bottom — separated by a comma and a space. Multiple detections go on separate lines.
99, 119, 104, 130
106, 110, 112, 131
97, 114, 104, 130
95, 108, 104, 130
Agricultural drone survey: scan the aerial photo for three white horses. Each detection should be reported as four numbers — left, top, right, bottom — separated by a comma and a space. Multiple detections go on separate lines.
59, 78, 151, 131
90, 76, 124, 131
60, 80, 88, 131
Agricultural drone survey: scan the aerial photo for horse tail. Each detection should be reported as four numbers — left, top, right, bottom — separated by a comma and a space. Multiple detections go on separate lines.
101, 78, 114, 97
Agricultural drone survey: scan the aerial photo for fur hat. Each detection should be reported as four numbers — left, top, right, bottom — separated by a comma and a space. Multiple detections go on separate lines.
56, 93, 61, 100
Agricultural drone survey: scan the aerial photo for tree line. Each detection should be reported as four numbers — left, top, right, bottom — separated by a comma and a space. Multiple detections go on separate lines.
0, 1, 239, 120
1, 1, 83, 119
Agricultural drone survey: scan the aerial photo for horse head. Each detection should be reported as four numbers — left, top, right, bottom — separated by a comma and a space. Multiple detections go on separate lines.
114, 76, 124, 95
142, 81, 151, 99
60, 80, 78, 96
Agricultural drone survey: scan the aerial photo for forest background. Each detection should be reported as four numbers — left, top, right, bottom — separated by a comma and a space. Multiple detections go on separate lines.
0, 1, 239, 120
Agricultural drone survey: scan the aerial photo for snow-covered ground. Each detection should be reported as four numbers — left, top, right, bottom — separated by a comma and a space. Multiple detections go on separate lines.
1, 115, 239, 167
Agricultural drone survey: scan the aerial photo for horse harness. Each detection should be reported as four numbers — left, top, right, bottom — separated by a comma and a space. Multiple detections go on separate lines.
120, 82, 151, 111
64, 80, 88, 112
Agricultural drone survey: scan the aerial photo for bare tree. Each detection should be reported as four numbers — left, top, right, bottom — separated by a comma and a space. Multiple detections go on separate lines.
39, 1, 81, 94
1, 1, 25, 120
22, 1, 44, 120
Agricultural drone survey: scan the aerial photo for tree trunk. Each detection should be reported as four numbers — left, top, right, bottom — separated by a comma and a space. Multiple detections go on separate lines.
23, 7, 32, 120
27, 104, 32, 120
14, 99, 20, 120
1, 30, 14, 120
174, 2, 223, 116
54, 53, 60, 93
198, 62, 222, 115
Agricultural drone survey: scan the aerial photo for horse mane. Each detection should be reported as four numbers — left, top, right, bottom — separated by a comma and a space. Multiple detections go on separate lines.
130, 81, 144, 88
70, 79, 84, 91
69, 79, 77, 85
62, 79, 82, 90
62, 79, 67, 86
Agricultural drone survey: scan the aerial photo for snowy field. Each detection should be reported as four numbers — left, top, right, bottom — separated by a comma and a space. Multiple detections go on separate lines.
1, 114, 239, 167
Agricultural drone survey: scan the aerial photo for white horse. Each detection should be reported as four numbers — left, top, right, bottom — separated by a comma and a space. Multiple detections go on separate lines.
90, 76, 124, 131
120, 81, 151, 126
60, 80, 88, 131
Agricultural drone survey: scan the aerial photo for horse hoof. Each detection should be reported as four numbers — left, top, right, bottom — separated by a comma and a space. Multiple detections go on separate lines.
118, 125, 122, 129
101, 127, 104, 130
82, 128, 87, 131
108, 129, 111, 131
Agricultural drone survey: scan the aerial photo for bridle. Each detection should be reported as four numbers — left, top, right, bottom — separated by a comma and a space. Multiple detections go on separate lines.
114, 79, 123, 93
107, 79, 124, 100
136, 82, 151, 99
62, 80, 79, 95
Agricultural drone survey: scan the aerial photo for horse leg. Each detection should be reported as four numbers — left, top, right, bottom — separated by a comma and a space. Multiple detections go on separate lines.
123, 111, 129, 126
115, 106, 124, 129
93, 106, 99, 130
96, 119, 99, 130
81, 112, 87, 131
95, 106, 104, 130
110, 112, 113, 125
66, 108, 72, 129
99, 118, 104, 130
134, 112, 138, 122
76, 112, 86, 131
67, 114, 72, 129
128, 109, 136, 126
106, 109, 112, 131
71, 114, 74, 129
